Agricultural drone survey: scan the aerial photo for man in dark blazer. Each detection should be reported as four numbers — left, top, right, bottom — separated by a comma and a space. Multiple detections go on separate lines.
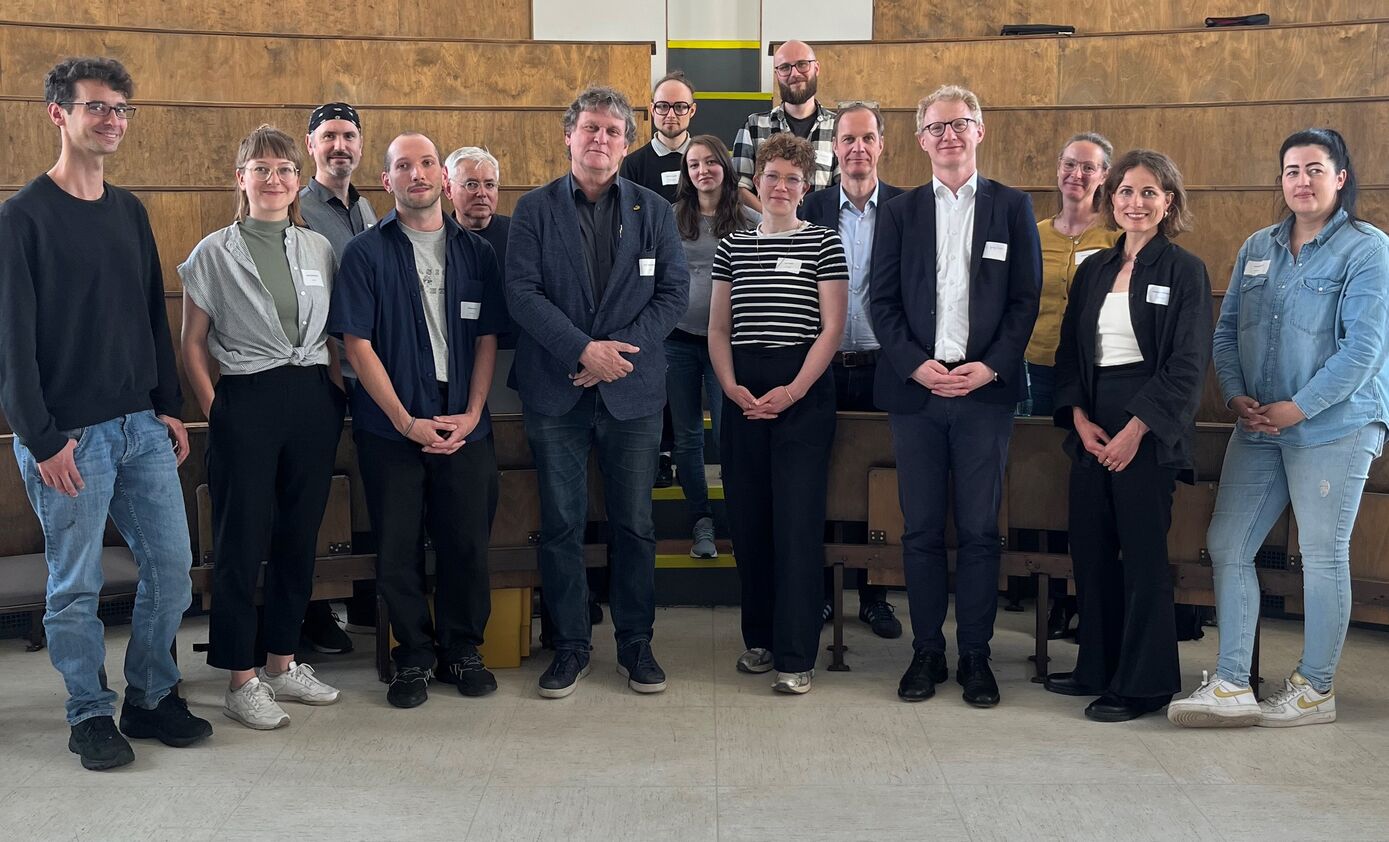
869, 85, 1041, 708
801, 101, 905, 639
506, 86, 689, 699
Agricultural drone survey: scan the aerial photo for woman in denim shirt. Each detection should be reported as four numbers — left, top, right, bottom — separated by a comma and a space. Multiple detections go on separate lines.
1169, 129, 1389, 729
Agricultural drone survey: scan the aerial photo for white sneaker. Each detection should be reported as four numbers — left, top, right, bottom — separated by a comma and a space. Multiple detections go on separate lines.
223, 676, 290, 730
772, 670, 814, 694
1167, 670, 1260, 728
259, 661, 341, 706
1256, 671, 1336, 728
736, 648, 773, 674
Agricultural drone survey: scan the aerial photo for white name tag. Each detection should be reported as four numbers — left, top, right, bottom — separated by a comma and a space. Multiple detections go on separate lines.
460, 301, 481, 320
1146, 285, 1171, 306
661, 170, 679, 186
776, 257, 803, 274
301, 269, 325, 288
983, 241, 1008, 261
1074, 249, 1101, 265
1245, 259, 1271, 276
815, 149, 833, 167
639, 258, 656, 276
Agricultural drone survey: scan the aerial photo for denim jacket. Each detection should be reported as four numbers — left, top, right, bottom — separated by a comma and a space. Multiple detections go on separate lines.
1214, 209, 1389, 447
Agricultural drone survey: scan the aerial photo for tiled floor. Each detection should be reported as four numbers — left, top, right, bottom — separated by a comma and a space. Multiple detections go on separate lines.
4, 605, 1389, 841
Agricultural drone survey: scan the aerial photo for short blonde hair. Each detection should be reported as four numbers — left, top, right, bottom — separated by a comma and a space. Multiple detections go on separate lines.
915, 84, 984, 134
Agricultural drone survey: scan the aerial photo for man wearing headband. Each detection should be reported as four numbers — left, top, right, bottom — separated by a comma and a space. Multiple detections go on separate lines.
298, 101, 379, 655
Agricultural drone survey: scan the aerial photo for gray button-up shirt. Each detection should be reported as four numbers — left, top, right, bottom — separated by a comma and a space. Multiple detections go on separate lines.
298, 178, 377, 258
179, 223, 337, 374
839, 184, 881, 351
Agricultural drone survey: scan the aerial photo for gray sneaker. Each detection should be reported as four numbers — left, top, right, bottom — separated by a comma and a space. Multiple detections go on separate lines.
691, 517, 718, 559
737, 647, 774, 674
773, 670, 814, 694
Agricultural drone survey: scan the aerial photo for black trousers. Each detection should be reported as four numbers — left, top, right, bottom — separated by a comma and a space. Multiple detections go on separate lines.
722, 345, 836, 672
824, 359, 888, 606
355, 422, 498, 669
206, 365, 345, 671
1068, 363, 1181, 700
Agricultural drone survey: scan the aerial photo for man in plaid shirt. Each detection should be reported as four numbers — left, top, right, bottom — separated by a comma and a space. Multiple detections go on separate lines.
732, 39, 837, 211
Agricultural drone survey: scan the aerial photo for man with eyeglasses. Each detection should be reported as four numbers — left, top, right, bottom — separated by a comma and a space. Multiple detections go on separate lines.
869, 84, 1041, 708
297, 101, 379, 655
0, 56, 213, 770
620, 71, 698, 204
732, 40, 837, 212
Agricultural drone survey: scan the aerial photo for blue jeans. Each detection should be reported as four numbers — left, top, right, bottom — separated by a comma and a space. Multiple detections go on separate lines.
524, 391, 662, 651
665, 337, 721, 528
1210, 423, 1386, 691
14, 410, 192, 725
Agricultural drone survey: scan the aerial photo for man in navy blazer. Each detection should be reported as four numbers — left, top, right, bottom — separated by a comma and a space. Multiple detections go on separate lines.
869, 85, 1041, 708
506, 86, 689, 699
801, 102, 905, 639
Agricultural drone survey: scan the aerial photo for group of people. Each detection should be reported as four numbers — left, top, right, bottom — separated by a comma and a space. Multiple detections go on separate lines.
1, 43, 1385, 773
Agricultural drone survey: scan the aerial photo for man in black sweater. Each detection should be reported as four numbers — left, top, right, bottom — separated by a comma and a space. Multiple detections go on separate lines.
0, 57, 212, 771
619, 71, 697, 205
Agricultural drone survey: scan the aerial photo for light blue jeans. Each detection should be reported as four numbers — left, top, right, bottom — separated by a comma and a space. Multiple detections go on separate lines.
1209, 422, 1386, 691
14, 410, 193, 725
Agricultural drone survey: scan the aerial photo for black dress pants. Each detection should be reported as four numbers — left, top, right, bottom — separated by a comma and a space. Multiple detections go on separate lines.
206, 365, 345, 671
722, 345, 836, 673
355, 423, 498, 670
1068, 363, 1181, 700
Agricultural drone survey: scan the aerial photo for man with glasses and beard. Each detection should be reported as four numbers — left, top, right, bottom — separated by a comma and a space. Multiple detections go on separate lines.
732, 40, 837, 212
621, 71, 698, 204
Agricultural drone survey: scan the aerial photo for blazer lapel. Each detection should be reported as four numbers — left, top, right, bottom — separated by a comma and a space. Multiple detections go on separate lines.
968, 175, 994, 286
550, 177, 595, 311
917, 186, 937, 297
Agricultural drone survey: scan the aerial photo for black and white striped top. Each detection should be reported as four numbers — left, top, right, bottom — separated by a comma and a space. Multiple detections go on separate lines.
712, 223, 849, 347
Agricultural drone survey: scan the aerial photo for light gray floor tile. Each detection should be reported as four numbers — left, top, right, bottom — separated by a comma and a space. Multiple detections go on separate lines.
466, 786, 717, 842
0, 785, 245, 840
1181, 784, 1389, 840
952, 783, 1216, 842
1138, 721, 1387, 786
716, 784, 969, 841
233, 783, 484, 839
715, 705, 943, 787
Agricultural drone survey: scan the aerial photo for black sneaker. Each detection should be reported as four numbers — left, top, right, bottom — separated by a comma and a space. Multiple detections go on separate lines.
387, 666, 431, 708
821, 601, 833, 626
438, 650, 498, 697
301, 601, 354, 654
69, 716, 135, 771
538, 649, 591, 699
654, 453, 674, 488
119, 694, 212, 747
589, 599, 604, 626
859, 600, 903, 639
616, 640, 667, 694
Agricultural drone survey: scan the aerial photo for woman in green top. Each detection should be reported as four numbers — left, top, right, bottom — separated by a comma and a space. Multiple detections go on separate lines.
180, 125, 347, 730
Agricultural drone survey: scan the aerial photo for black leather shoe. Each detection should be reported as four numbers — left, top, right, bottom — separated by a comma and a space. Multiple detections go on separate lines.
859, 600, 903, 639
1084, 693, 1169, 723
957, 652, 1000, 707
1044, 671, 1102, 697
898, 650, 948, 702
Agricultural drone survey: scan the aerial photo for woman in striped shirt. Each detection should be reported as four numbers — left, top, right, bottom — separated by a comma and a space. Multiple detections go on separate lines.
708, 133, 849, 694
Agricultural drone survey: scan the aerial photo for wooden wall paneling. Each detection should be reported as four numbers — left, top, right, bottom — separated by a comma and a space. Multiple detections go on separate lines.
3, 0, 533, 40
873, 0, 1389, 41
1005, 421, 1070, 531
0, 24, 652, 107
824, 413, 896, 522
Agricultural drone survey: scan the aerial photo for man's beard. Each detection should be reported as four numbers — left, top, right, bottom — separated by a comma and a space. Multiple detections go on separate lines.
778, 75, 818, 106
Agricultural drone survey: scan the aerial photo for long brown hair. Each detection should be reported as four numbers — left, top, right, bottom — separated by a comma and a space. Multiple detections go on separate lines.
674, 135, 747, 241
1096, 148, 1191, 239
234, 123, 306, 226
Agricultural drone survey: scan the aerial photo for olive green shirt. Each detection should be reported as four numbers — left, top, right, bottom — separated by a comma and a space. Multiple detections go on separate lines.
238, 217, 301, 344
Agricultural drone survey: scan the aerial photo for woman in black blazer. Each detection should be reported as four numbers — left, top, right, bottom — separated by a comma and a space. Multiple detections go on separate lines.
1045, 149, 1212, 721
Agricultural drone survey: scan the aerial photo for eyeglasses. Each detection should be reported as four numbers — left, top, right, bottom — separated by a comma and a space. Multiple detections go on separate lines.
652, 101, 693, 116
921, 117, 978, 138
459, 179, 499, 191
1059, 158, 1103, 176
59, 100, 137, 119
759, 172, 805, 189
240, 164, 300, 183
773, 59, 817, 77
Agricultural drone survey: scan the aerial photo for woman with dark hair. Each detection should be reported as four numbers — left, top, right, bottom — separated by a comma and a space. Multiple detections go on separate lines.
1047, 149, 1212, 722
709, 133, 847, 694
181, 124, 347, 729
668, 135, 759, 559
1169, 128, 1389, 729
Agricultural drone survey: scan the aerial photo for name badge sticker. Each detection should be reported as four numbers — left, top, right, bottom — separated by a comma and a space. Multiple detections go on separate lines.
661, 170, 679, 186
983, 241, 1008, 261
776, 257, 803, 274
460, 301, 481, 320
1074, 249, 1101, 265
815, 149, 833, 167
1244, 259, 1271, 276
639, 258, 656, 276
301, 269, 325, 288
1146, 285, 1171, 306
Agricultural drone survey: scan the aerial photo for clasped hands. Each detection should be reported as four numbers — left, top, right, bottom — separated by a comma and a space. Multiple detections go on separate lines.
1073, 407, 1147, 473
400, 410, 481, 455
725, 382, 798, 420
571, 340, 640, 388
1229, 396, 1305, 435
910, 360, 994, 397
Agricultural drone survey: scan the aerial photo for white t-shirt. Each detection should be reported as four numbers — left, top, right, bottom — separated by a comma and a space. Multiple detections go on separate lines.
400, 222, 450, 382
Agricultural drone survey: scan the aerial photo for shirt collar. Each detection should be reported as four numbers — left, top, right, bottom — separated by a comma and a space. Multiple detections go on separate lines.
651, 134, 690, 157
840, 182, 880, 214
771, 102, 830, 127
568, 172, 620, 203
377, 207, 463, 240
932, 171, 978, 201
306, 177, 361, 208
1103, 232, 1170, 267
1272, 207, 1348, 248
